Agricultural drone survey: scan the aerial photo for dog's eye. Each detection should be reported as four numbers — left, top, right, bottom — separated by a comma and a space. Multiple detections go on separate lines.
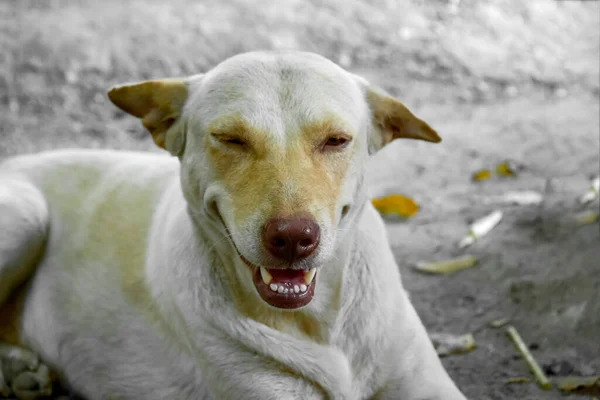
222, 137, 245, 146
322, 136, 351, 151
213, 134, 246, 147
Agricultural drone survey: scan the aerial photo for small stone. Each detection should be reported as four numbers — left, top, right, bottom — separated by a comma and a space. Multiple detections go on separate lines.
543, 360, 575, 376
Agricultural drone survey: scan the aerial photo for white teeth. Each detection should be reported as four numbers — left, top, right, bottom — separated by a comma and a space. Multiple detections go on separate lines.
267, 280, 310, 295
304, 269, 316, 284
260, 267, 273, 285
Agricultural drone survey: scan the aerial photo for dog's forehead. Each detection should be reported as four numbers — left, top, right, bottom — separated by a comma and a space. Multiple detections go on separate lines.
188, 52, 367, 140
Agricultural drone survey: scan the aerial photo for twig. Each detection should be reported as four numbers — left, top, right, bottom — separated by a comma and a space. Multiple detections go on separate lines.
505, 325, 551, 390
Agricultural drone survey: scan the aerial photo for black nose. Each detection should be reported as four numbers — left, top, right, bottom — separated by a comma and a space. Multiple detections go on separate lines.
261, 217, 320, 263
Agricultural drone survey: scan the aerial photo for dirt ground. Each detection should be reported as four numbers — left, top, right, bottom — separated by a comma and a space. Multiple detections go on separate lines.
1, 0, 599, 399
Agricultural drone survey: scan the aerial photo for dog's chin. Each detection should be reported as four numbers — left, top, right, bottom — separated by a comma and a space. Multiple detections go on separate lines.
238, 254, 317, 310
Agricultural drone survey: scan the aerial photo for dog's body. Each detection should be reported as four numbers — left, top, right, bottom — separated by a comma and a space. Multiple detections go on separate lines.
0, 51, 466, 399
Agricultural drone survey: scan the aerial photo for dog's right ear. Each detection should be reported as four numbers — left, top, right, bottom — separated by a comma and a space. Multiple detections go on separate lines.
108, 77, 196, 156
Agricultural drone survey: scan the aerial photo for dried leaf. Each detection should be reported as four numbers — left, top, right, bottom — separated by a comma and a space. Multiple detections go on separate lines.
472, 169, 491, 181
414, 255, 477, 274
488, 318, 509, 328
506, 377, 531, 384
574, 210, 598, 225
495, 191, 543, 206
578, 176, 600, 204
458, 210, 503, 248
430, 333, 475, 356
495, 160, 521, 177
371, 194, 419, 219
557, 376, 600, 392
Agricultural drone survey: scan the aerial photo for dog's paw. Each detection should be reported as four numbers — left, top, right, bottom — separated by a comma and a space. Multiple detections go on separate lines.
0, 344, 53, 399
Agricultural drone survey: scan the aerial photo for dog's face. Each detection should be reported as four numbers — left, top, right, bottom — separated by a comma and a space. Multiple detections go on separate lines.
108, 51, 440, 310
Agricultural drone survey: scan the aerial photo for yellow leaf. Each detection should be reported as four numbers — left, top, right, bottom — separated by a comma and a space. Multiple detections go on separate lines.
557, 376, 600, 392
414, 255, 478, 274
371, 194, 419, 218
472, 169, 491, 181
495, 161, 517, 177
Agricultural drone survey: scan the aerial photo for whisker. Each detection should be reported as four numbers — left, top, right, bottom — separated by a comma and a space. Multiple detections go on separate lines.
187, 208, 238, 253
204, 230, 236, 253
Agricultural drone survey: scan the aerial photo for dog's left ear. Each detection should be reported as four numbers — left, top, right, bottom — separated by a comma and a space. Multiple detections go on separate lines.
108, 78, 193, 156
357, 79, 441, 153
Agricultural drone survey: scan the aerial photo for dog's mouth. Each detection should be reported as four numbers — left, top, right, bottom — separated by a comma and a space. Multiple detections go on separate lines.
212, 207, 317, 309
240, 254, 317, 310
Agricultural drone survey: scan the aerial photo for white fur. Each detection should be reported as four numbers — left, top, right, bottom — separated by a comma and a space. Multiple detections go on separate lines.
0, 51, 466, 400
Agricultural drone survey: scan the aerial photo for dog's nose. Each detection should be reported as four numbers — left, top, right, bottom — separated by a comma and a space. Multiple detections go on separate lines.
262, 217, 320, 263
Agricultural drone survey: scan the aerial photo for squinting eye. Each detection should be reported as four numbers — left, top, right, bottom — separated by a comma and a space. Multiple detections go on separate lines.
222, 137, 245, 146
212, 134, 246, 147
322, 136, 351, 151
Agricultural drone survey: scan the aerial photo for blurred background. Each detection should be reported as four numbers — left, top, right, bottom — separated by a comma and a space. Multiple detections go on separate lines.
1, 0, 599, 399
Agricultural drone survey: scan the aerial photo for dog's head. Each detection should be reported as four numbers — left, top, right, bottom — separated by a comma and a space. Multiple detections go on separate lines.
108, 51, 439, 310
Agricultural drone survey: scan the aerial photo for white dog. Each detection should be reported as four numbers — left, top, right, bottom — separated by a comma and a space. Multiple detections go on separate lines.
0, 51, 466, 399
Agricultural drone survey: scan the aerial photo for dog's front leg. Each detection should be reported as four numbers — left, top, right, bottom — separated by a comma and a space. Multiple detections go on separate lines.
374, 294, 466, 400
197, 314, 355, 400
197, 325, 330, 400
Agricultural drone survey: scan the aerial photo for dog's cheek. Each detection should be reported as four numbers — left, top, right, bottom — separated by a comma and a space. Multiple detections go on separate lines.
338, 154, 367, 217
179, 155, 210, 213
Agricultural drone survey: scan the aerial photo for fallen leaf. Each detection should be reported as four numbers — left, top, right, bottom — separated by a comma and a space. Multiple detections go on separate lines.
557, 376, 600, 393
495, 160, 521, 177
494, 190, 543, 206
578, 176, 600, 204
414, 255, 477, 274
472, 169, 491, 181
430, 333, 475, 356
574, 210, 598, 225
488, 318, 510, 328
458, 210, 503, 248
371, 194, 419, 219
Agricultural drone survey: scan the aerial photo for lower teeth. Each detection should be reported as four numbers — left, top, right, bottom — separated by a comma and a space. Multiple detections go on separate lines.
269, 283, 308, 293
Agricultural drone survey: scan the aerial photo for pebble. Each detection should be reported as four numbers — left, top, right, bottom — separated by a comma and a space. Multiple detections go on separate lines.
543, 360, 575, 376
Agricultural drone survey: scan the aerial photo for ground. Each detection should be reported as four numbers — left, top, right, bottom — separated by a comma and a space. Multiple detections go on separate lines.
1, 0, 599, 399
